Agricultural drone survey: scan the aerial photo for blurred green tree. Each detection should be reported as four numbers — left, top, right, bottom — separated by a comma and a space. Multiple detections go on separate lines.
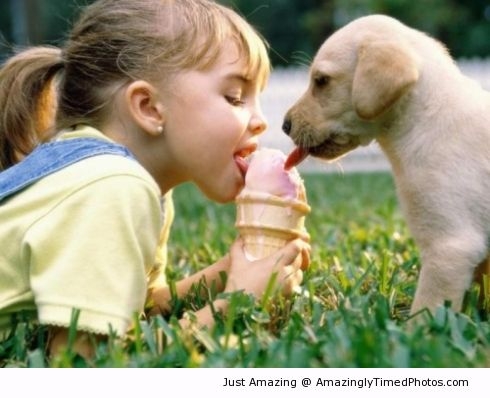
223, 0, 490, 65
1, 0, 489, 66
221, 0, 336, 66
0, 0, 93, 60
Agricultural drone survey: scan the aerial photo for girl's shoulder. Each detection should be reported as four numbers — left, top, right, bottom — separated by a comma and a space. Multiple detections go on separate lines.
51, 125, 161, 196
44, 153, 161, 200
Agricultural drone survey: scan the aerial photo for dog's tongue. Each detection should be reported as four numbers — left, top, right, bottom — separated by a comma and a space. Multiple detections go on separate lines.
284, 147, 309, 170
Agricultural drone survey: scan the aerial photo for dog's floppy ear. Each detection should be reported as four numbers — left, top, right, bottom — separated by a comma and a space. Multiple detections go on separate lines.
352, 39, 419, 120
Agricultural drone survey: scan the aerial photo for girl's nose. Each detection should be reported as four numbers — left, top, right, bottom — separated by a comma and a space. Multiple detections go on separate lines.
250, 108, 268, 136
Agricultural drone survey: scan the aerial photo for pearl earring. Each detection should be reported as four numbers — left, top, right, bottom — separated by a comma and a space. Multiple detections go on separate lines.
156, 125, 164, 135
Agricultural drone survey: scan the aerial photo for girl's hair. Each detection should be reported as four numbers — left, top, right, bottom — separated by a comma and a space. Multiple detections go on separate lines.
0, 47, 63, 169
0, 0, 270, 170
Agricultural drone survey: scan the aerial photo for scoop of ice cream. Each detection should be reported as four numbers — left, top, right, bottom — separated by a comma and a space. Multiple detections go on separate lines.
241, 148, 305, 201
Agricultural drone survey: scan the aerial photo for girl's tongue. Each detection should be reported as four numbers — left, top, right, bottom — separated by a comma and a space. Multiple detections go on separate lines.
234, 155, 249, 178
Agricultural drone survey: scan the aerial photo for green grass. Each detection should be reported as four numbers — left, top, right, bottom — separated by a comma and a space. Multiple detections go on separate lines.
2, 172, 490, 367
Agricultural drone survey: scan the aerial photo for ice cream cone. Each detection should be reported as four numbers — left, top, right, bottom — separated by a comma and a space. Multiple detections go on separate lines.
235, 192, 310, 260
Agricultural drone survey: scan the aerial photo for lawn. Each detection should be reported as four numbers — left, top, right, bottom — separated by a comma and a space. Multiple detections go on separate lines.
2, 171, 490, 367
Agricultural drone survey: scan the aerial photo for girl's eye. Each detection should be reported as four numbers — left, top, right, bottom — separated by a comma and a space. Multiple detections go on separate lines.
225, 96, 245, 106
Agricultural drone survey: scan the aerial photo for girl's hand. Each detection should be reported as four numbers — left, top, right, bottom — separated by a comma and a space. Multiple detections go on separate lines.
225, 237, 311, 298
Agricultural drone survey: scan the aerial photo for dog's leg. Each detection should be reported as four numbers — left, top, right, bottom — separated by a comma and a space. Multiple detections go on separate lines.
410, 233, 487, 314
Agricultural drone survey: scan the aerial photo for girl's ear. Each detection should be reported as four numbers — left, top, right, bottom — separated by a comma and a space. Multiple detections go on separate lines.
125, 80, 165, 136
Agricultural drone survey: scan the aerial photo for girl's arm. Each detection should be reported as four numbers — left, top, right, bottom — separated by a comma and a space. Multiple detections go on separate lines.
148, 254, 231, 316
47, 259, 229, 362
150, 237, 310, 330
48, 238, 309, 360
47, 327, 104, 361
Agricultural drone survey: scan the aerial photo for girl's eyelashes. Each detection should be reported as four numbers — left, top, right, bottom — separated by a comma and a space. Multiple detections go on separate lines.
225, 95, 245, 106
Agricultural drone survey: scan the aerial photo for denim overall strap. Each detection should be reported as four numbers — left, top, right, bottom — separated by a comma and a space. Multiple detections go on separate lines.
0, 138, 135, 202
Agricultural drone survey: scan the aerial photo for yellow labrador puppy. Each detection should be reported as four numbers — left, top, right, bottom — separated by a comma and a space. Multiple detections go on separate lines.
283, 14, 490, 315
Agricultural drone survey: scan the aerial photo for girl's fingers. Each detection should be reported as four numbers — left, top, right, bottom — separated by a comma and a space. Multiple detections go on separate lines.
227, 236, 309, 298
282, 266, 303, 296
300, 246, 311, 271
273, 239, 310, 268
230, 237, 246, 262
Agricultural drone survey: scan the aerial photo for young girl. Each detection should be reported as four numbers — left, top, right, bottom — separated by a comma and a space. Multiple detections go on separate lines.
0, 0, 310, 359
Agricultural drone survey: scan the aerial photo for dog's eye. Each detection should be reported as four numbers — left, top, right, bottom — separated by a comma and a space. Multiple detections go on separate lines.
313, 74, 330, 88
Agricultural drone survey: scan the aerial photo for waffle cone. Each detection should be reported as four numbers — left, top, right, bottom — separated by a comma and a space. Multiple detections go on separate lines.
235, 192, 310, 260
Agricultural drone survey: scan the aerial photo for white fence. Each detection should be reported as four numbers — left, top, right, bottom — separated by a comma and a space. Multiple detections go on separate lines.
260, 59, 490, 173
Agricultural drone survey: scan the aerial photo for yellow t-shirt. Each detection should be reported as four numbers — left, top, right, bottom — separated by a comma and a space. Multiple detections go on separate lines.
0, 126, 173, 337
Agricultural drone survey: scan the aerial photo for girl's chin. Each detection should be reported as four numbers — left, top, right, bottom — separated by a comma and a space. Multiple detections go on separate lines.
197, 165, 244, 203
219, 182, 244, 203
207, 191, 237, 204
200, 179, 242, 204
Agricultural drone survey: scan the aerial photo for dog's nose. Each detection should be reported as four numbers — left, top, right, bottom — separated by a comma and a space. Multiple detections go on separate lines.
282, 117, 291, 135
